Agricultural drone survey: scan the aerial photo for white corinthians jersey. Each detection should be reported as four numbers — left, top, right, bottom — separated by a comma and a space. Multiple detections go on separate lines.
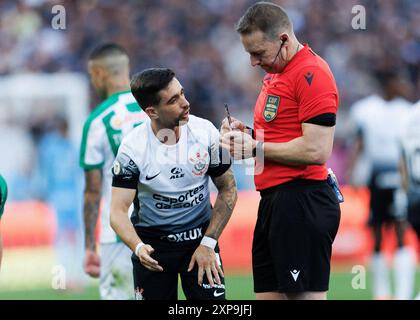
112, 115, 230, 233
350, 95, 412, 170
400, 101, 420, 196
80, 91, 148, 243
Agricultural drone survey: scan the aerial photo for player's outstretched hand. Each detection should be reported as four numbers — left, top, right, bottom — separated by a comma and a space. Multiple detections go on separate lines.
137, 244, 163, 272
84, 249, 100, 278
188, 245, 224, 287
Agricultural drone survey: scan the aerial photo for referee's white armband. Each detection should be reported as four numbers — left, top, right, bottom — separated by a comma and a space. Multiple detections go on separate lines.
200, 236, 217, 249
134, 242, 145, 256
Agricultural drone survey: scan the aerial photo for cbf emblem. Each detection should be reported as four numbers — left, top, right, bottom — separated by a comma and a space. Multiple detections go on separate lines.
263, 95, 280, 122
188, 145, 209, 176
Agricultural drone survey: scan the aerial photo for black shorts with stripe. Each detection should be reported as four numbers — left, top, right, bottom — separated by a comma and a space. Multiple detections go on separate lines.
253, 179, 341, 293
132, 222, 226, 300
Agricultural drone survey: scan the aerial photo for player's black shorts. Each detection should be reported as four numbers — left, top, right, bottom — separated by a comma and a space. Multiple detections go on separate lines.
367, 169, 401, 226
253, 179, 341, 293
132, 222, 226, 300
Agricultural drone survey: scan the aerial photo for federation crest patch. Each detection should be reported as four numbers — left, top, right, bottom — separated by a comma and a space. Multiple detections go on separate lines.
263, 95, 280, 122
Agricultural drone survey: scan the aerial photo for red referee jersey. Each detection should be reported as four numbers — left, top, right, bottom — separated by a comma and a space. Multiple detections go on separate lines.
254, 44, 339, 191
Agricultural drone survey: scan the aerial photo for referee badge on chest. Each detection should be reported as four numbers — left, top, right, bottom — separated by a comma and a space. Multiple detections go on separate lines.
263, 95, 280, 122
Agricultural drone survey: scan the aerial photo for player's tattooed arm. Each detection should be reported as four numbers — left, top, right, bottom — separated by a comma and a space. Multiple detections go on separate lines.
207, 168, 237, 240
83, 169, 102, 250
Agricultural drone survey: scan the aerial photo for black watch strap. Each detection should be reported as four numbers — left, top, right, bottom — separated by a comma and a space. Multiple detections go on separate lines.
252, 141, 264, 157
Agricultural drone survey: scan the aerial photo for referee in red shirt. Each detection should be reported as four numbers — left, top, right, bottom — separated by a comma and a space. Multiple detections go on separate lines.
221, 2, 341, 300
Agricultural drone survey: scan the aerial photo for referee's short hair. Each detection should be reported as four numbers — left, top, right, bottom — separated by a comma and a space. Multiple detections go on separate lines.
236, 2, 292, 40
130, 68, 176, 111
89, 43, 128, 61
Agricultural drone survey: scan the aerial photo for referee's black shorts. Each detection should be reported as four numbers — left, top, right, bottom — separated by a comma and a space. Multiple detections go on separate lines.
132, 222, 226, 300
253, 179, 341, 293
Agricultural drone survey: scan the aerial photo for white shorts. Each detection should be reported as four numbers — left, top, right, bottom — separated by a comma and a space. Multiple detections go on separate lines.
99, 242, 133, 300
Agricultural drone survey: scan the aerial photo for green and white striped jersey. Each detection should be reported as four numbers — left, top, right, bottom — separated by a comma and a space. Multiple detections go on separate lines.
0, 174, 7, 219
80, 90, 147, 243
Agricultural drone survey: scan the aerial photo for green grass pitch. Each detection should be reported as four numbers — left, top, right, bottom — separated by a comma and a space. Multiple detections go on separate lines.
1, 270, 419, 300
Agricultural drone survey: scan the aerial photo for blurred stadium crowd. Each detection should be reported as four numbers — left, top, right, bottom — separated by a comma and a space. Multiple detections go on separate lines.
0, 0, 419, 193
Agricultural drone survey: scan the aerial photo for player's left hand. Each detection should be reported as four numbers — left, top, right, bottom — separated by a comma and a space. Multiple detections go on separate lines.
188, 245, 224, 287
84, 249, 101, 278
220, 131, 256, 160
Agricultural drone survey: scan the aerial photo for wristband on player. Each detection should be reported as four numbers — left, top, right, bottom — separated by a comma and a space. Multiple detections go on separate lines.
200, 236, 217, 249
134, 242, 145, 256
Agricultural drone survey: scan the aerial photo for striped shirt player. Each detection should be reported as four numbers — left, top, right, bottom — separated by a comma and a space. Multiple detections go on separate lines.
80, 90, 148, 298
110, 68, 236, 300
112, 115, 232, 300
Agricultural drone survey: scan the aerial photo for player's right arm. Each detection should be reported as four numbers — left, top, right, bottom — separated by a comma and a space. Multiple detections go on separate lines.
110, 187, 162, 272
80, 117, 106, 277
82, 169, 102, 277
110, 152, 163, 272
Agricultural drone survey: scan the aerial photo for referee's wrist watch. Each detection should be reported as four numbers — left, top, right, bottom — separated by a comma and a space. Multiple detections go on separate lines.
252, 141, 264, 158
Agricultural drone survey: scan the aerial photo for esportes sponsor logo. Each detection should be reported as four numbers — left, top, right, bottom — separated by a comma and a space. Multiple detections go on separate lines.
153, 185, 205, 209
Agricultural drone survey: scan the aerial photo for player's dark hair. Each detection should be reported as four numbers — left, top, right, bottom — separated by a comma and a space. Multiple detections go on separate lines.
89, 43, 128, 60
130, 68, 176, 110
236, 2, 292, 40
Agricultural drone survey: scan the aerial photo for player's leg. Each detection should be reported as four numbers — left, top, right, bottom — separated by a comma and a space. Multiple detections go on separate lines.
370, 223, 392, 299
265, 181, 340, 300
368, 186, 392, 299
252, 190, 283, 299
393, 219, 416, 300
277, 182, 339, 300
99, 242, 134, 300
132, 248, 178, 300
180, 245, 226, 300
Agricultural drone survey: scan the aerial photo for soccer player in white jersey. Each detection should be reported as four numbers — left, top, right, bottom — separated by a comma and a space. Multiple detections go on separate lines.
79, 44, 148, 299
400, 100, 420, 300
110, 68, 237, 300
347, 70, 415, 299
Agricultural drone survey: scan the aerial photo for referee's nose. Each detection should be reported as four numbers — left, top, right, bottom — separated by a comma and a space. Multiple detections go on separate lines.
250, 55, 261, 67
